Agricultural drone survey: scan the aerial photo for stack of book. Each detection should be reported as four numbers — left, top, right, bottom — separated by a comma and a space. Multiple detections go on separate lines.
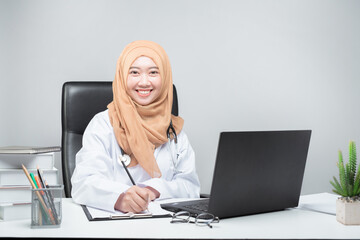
0, 146, 61, 221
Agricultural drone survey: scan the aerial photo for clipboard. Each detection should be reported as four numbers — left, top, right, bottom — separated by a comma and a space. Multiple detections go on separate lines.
81, 203, 172, 221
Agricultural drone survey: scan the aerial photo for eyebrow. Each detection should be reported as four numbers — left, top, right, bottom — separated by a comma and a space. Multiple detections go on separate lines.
129, 66, 159, 69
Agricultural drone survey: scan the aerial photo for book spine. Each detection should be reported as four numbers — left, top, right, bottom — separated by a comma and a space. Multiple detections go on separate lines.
0, 186, 32, 203
0, 203, 32, 221
0, 152, 55, 169
0, 168, 59, 185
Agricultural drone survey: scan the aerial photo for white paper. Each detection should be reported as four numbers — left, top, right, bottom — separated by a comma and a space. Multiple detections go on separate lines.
297, 192, 338, 215
87, 201, 171, 219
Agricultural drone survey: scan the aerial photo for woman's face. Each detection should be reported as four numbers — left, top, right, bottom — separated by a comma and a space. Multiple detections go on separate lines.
127, 56, 162, 106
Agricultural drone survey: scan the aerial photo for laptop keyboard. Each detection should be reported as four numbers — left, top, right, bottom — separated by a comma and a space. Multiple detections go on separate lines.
182, 199, 209, 212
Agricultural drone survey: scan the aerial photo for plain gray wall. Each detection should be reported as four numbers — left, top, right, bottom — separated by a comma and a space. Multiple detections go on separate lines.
1, 0, 360, 196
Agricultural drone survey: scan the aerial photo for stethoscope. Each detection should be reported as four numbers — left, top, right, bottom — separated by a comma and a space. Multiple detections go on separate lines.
117, 120, 182, 174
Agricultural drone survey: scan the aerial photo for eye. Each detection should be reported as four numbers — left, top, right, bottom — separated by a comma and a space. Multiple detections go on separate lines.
149, 70, 159, 76
129, 70, 139, 75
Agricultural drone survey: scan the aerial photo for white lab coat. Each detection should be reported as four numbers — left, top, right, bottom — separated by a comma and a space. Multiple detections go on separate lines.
71, 110, 201, 212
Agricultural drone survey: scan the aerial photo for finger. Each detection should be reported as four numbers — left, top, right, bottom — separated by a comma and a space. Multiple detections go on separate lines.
134, 187, 151, 202
145, 186, 160, 200
120, 191, 142, 212
127, 190, 149, 212
124, 186, 150, 212
128, 200, 146, 213
122, 193, 142, 213
129, 197, 148, 213
126, 204, 137, 213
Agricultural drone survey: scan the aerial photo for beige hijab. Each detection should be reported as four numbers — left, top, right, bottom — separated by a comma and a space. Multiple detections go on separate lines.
107, 40, 184, 178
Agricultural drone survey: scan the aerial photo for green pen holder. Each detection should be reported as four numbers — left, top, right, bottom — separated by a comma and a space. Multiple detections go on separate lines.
31, 185, 63, 228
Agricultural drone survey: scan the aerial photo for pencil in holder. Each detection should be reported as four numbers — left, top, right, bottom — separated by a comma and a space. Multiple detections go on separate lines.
31, 185, 63, 228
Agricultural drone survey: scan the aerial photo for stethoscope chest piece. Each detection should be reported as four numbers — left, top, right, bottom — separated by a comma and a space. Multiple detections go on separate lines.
118, 154, 131, 167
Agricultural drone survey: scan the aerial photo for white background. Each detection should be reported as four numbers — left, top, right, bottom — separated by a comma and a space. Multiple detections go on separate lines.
1, 0, 360, 195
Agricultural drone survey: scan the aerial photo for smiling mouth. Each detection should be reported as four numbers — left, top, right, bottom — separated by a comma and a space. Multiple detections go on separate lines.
136, 89, 152, 97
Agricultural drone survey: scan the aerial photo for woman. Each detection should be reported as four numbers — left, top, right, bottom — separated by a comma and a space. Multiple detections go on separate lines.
71, 40, 200, 213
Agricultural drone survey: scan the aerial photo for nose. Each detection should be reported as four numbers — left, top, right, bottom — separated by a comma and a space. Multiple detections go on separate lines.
138, 73, 151, 87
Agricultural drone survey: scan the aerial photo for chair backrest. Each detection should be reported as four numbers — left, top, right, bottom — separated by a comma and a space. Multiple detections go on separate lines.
61, 81, 179, 197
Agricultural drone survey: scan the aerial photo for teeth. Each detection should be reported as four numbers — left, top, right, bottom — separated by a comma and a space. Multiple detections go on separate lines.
139, 90, 150, 94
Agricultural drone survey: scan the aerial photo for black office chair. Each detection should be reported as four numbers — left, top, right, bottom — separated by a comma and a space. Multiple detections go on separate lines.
61, 81, 179, 198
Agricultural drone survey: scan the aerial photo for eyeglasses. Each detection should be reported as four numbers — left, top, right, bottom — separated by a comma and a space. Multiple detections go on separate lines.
170, 211, 220, 228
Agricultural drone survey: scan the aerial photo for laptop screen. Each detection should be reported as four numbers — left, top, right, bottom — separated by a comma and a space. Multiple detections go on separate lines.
208, 130, 312, 218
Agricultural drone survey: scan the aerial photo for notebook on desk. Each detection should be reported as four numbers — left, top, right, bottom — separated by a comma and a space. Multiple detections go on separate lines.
161, 130, 312, 219
82, 201, 171, 221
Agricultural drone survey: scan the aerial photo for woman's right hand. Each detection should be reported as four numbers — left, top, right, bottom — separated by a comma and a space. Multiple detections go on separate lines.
114, 185, 151, 213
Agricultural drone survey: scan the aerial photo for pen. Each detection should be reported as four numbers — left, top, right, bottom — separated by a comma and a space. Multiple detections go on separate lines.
45, 179, 62, 221
34, 175, 56, 224
37, 166, 59, 224
44, 180, 54, 203
120, 159, 136, 185
21, 164, 56, 225
119, 156, 150, 211
30, 173, 38, 188
36, 166, 45, 188
34, 176, 43, 194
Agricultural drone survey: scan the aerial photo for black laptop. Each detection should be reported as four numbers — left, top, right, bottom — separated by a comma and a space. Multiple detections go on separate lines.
161, 130, 312, 219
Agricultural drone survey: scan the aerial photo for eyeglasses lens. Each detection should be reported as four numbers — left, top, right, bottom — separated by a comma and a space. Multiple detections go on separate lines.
171, 211, 190, 223
170, 211, 219, 228
195, 213, 216, 228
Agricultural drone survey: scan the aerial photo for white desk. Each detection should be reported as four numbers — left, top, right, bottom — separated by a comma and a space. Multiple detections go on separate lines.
1, 193, 359, 239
